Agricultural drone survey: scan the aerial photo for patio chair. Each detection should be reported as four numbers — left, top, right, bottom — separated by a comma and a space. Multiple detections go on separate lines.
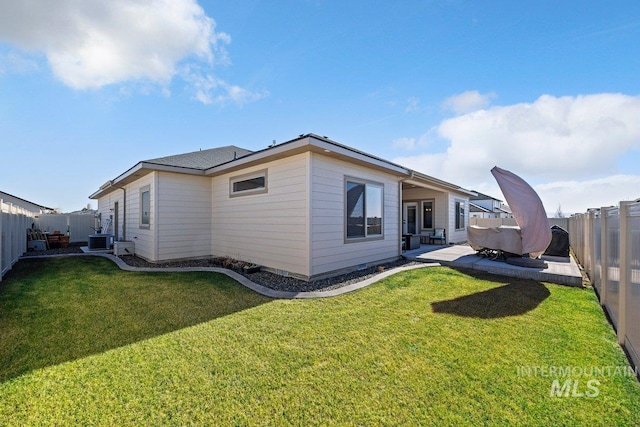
428, 228, 446, 245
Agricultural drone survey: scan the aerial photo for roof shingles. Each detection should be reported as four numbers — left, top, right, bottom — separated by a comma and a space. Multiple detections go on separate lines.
144, 145, 252, 170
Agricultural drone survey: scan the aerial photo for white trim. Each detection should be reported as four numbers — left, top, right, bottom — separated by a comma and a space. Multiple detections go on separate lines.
90, 162, 204, 199
344, 176, 385, 243
403, 202, 419, 235
454, 199, 466, 231
139, 185, 151, 229
421, 199, 435, 230
207, 135, 409, 177
229, 169, 268, 197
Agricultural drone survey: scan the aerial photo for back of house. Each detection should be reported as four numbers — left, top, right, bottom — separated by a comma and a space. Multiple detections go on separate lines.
90, 134, 472, 280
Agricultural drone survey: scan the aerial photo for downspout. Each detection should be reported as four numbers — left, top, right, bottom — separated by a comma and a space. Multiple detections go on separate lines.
118, 187, 126, 240
398, 181, 403, 255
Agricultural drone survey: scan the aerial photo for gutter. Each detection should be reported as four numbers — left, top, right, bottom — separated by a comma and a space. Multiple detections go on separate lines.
407, 170, 475, 196
89, 162, 205, 199
205, 134, 410, 177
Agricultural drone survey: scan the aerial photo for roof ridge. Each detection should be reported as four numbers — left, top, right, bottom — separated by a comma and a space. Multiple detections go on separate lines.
145, 144, 251, 162
143, 145, 253, 170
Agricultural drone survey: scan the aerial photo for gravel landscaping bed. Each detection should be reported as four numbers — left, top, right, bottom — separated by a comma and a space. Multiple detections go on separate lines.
120, 255, 418, 292
22, 246, 421, 292
22, 245, 84, 257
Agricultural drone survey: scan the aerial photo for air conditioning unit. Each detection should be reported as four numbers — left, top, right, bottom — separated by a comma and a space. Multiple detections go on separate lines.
88, 234, 113, 250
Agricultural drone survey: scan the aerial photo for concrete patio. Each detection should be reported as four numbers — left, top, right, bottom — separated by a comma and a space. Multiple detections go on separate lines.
403, 244, 583, 286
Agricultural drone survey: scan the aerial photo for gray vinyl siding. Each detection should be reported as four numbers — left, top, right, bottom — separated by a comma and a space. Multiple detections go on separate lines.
156, 172, 212, 260
99, 171, 216, 262
448, 194, 470, 244
310, 154, 400, 277
96, 192, 124, 239
124, 174, 155, 260
211, 153, 310, 277
401, 187, 448, 233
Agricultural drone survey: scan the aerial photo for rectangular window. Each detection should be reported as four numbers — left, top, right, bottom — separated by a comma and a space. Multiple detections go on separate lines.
346, 178, 383, 240
366, 184, 383, 236
230, 170, 268, 197
422, 200, 434, 229
455, 200, 465, 230
140, 186, 150, 228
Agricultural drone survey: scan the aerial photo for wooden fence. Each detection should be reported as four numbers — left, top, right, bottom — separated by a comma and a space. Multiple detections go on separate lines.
569, 201, 640, 374
0, 200, 33, 281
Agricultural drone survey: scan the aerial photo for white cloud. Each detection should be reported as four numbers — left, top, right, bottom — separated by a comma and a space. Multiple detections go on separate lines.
535, 175, 640, 215
405, 96, 420, 113
442, 90, 495, 114
394, 93, 640, 213
182, 68, 269, 106
392, 137, 417, 150
0, 0, 262, 104
454, 175, 640, 216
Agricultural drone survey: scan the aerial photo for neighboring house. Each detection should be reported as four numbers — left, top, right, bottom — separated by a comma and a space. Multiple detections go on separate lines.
469, 191, 513, 219
0, 191, 54, 214
90, 134, 473, 280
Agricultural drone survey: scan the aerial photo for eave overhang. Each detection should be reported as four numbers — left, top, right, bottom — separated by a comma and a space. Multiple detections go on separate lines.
89, 162, 205, 199
204, 134, 409, 177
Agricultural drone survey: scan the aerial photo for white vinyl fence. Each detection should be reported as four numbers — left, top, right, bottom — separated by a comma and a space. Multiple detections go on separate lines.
1, 207, 97, 281
0, 200, 33, 281
35, 214, 96, 243
569, 201, 640, 374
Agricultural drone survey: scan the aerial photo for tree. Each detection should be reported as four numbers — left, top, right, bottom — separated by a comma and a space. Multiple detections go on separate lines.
555, 204, 565, 218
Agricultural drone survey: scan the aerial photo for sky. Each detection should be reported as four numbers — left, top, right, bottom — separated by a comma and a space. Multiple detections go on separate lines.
1, 0, 639, 215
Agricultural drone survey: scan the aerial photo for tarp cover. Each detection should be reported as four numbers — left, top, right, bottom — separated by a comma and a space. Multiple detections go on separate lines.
491, 166, 552, 259
467, 225, 522, 254
544, 225, 570, 257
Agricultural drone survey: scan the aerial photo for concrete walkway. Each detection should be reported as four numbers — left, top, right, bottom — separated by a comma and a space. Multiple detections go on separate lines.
22, 252, 440, 299
403, 244, 583, 286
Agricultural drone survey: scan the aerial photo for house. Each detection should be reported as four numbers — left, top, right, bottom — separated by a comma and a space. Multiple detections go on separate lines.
90, 134, 473, 280
0, 191, 55, 214
469, 191, 513, 219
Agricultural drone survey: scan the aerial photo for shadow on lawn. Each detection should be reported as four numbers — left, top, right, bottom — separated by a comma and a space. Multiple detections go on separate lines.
0, 257, 271, 383
431, 269, 550, 319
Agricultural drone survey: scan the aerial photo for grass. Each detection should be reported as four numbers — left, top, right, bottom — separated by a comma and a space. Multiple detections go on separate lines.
1, 257, 639, 426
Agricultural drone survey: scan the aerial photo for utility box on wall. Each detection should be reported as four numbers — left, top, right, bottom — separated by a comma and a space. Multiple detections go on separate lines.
113, 241, 135, 256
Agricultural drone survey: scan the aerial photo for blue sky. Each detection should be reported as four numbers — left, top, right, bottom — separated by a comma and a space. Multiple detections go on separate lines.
1, 0, 639, 214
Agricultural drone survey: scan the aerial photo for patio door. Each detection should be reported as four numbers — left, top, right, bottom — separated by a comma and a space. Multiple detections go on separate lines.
403, 202, 418, 234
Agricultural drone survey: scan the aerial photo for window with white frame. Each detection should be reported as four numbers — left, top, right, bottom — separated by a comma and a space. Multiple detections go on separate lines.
230, 170, 268, 197
140, 186, 150, 228
345, 178, 383, 240
455, 200, 465, 230
422, 200, 434, 229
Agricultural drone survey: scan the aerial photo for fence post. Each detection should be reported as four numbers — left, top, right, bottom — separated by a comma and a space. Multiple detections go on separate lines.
587, 209, 596, 282
617, 201, 632, 345
600, 207, 609, 306
0, 199, 3, 282
583, 213, 589, 275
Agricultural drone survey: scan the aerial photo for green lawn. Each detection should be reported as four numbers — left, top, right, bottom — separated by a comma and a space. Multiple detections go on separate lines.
1, 257, 639, 426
